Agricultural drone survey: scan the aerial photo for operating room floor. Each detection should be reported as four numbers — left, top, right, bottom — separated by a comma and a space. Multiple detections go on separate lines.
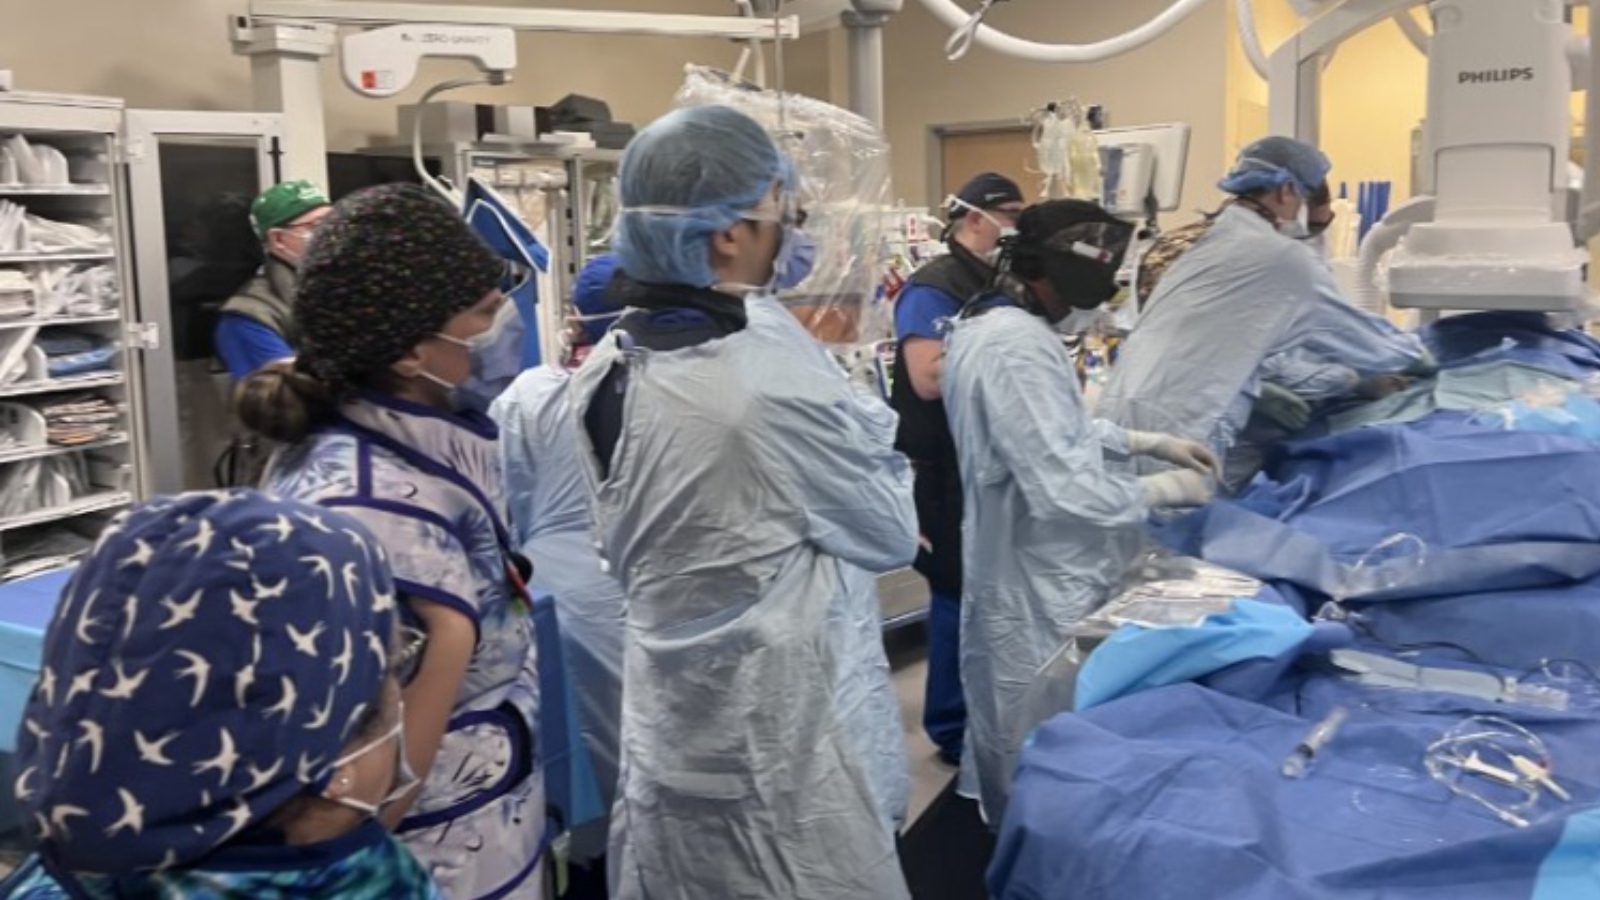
888, 623, 996, 900
886, 624, 959, 824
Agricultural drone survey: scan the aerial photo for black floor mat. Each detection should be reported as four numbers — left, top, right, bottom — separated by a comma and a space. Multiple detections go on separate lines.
900, 778, 996, 900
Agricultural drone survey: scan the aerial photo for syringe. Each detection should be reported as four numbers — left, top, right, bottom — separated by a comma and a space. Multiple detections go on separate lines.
1282, 707, 1350, 779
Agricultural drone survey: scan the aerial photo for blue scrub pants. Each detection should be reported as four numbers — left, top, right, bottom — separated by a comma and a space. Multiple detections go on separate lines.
923, 590, 966, 762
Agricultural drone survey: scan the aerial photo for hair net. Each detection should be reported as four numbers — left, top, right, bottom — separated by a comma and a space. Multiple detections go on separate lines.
1218, 136, 1331, 196
573, 254, 623, 344
613, 105, 789, 288
17, 490, 398, 874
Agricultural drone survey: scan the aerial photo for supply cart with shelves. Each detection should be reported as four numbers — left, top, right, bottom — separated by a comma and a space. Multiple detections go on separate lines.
0, 92, 138, 583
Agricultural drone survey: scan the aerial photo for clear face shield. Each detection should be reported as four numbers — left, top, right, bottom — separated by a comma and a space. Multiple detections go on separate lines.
1029, 221, 1133, 317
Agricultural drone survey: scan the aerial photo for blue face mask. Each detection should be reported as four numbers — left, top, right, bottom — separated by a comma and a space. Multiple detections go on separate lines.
773, 225, 817, 291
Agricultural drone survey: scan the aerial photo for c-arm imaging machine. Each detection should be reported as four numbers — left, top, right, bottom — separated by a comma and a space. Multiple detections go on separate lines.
236, 0, 1600, 320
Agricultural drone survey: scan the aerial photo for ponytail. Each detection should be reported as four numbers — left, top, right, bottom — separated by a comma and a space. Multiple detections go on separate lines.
235, 360, 336, 445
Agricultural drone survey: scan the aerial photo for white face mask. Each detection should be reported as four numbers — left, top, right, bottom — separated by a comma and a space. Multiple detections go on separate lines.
326, 701, 421, 817
1276, 190, 1312, 239
417, 307, 507, 400
946, 195, 1018, 256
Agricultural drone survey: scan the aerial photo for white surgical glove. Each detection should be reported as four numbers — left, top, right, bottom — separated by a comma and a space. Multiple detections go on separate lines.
1126, 430, 1222, 479
1139, 470, 1215, 509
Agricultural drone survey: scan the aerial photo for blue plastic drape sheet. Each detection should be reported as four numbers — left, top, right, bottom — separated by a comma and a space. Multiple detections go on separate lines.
991, 681, 1600, 900
1157, 416, 1600, 606
1422, 312, 1600, 376
992, 316, 1600, 899
1074, 600, 1316, 711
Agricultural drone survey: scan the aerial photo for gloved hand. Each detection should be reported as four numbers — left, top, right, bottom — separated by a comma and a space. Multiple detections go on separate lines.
1139, 470, 1215, 508
1355, 373, 1410, 401
1254, 382, 1313, 432
1126, 431, 1222, 479
1404, 349, 1439, 378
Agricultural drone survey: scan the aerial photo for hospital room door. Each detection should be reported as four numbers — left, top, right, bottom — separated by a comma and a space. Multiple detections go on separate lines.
124, 112, 281, 496
937, 126, 1034, 204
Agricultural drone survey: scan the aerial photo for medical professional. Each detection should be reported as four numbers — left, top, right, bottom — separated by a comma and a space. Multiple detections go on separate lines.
569, 104, 916, 900
491, 252, 626, 869
4, 490, 437, 899
214, 180, 331, 379
940, 199, 1220, 826
892, 172, 1025, 768
212, 181, 332, 487
235, 184, 546, 900
1131, 174, 1412, 470
1099, 136, 1425, 488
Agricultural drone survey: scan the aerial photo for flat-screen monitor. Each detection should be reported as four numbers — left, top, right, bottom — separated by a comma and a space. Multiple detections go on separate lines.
1095, 123, 1191, 217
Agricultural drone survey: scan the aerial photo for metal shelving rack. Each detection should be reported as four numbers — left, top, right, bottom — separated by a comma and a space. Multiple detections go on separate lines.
0, 92, 139, 583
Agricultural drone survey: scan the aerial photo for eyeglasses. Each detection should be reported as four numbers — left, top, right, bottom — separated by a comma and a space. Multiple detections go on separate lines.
393, 624, 427, 687
743, 197, 809, 230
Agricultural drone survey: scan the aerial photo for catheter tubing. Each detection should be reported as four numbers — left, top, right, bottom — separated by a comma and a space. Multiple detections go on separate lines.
919, 0, 1212, 63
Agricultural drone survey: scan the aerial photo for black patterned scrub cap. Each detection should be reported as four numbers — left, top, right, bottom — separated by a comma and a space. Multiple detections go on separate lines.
294, 183, 502, 396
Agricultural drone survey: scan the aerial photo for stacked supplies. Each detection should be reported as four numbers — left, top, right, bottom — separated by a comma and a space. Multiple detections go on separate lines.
42, 394, 118, 446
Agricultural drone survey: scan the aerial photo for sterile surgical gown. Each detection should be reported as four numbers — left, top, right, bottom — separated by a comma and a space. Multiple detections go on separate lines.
941, 303, 1151, 827
1098, 204, 1423, 467
491, 365, 625, 860
568, 293, 916, 900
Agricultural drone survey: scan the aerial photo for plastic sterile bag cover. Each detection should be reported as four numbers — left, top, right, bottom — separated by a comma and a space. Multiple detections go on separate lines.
676, 65, 894, 346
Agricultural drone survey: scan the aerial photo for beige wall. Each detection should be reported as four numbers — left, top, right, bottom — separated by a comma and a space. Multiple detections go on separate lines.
1227, 3, 1427, 198
0, 0, 744, 151
876, 0, 1231, 221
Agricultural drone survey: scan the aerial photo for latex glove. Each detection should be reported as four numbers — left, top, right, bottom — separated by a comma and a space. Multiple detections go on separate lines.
1404, 349, 1439, 377
1139, 470, 1215, 508
1355, 373, 1411, 401
1126, 430, 1222, 479
1254, 382, 1312, 432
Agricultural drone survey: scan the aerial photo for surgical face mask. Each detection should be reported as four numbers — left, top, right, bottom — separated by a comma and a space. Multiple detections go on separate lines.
772, 224, 817, 291
432, 317, 502, 354
1278, 204, 1312, 240
946, 195, 1018, 258
327, 702, 421, 818
416, 314, 502, 407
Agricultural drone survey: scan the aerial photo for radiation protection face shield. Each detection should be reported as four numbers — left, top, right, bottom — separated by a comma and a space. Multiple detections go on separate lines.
1007, 219, 1135, 311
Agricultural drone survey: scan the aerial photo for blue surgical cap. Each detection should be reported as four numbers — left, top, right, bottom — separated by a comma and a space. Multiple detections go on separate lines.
18, 490, 397, 874
614, 105, 788, 288
573, 253, 622, 344
1218, 136, 1331, 197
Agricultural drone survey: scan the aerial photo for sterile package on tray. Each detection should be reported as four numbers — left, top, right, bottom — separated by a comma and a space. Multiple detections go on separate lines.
1014, 554, 1264, 728
1094, 553, 1265, 629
